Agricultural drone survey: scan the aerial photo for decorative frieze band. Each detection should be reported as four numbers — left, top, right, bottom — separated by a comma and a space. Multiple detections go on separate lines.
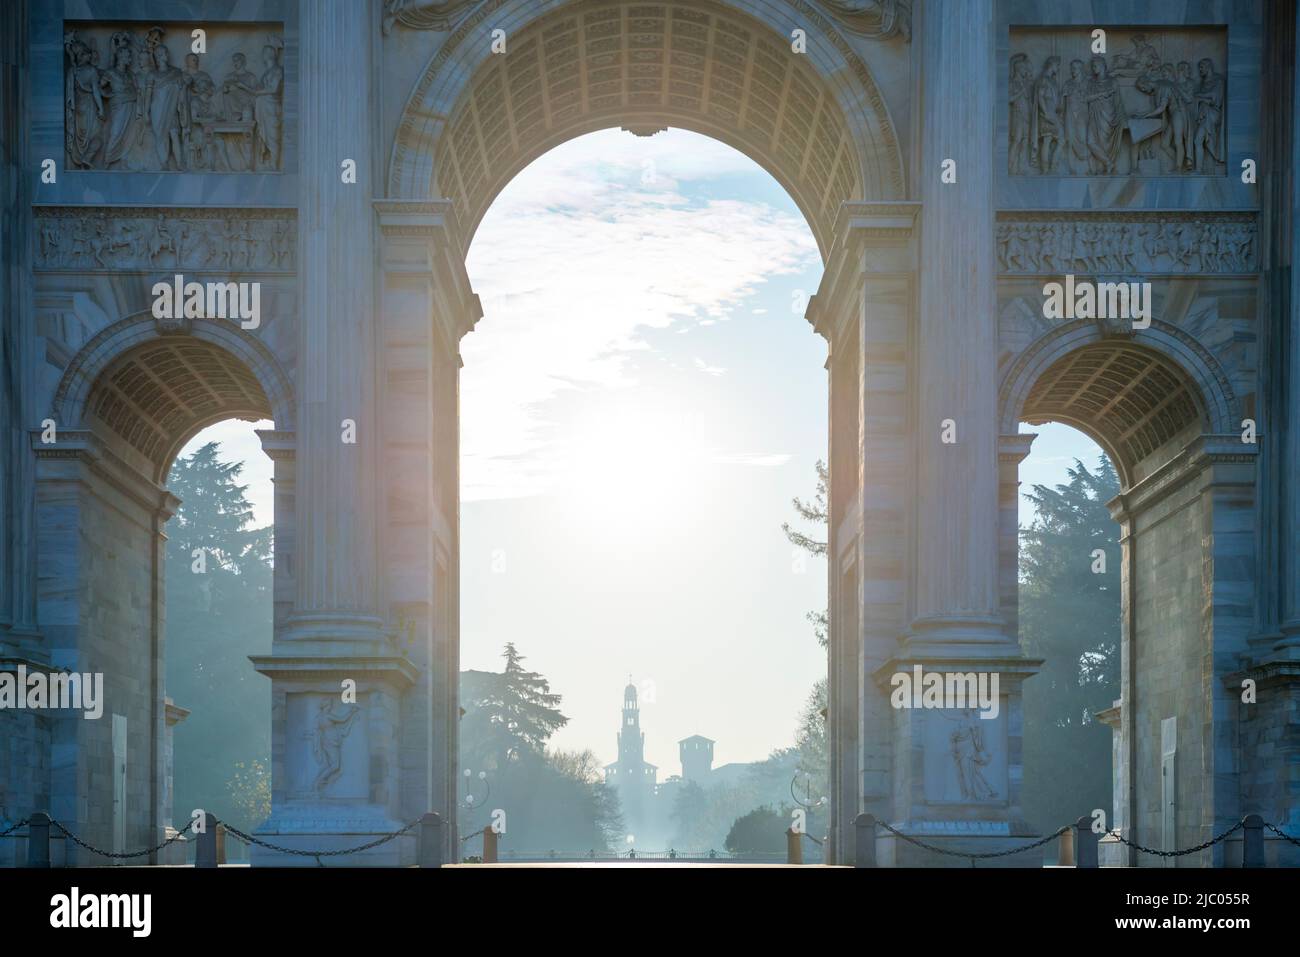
995, 211, 1256, 275
34, 206, 296, 272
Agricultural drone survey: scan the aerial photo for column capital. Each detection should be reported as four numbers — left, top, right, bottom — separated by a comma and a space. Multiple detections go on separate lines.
375, 197, 482, 343
810, 202, 921, 342
998, 432, 1037, 465
373, 199, 460, 242
255, 428, 297, 461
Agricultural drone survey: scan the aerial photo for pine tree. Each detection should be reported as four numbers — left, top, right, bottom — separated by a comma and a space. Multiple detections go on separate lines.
1018, 456, 1121, 838
164, 441, 273, 833
783, 459, 829, 647
464, 645, 568, 769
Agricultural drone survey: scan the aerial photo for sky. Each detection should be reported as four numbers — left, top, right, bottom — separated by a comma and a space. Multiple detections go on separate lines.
177, 127, 1105, 776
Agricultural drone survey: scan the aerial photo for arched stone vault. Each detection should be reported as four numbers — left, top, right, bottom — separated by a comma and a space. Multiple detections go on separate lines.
999, 319, 1239, 487
387, 0, 906, 256
52, 313, 294, 484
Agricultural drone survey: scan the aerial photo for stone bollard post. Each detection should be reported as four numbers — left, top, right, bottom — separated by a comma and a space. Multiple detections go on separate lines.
1073, 816, 1099, 868
26, 812, 51, 868
786, 828, 802, 865
1058, 824, 1075, 866
1242, 814, 1265, 868
195, 812, 219, 868
854, 813, 876, 868
418, 812, 444, 868
483, 825, 498, 863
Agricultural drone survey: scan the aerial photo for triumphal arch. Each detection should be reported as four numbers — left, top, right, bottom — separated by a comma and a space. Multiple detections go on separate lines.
1, 0, 1297, 866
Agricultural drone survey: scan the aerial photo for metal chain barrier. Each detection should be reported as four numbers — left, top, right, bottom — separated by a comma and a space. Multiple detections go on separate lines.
18, 815, 420, 864
48, 816, 195, 860
216, 817, 421, 860
874, 819, 1070, 867
1110, 820, 1242, 858
1264, 822, 1300, 848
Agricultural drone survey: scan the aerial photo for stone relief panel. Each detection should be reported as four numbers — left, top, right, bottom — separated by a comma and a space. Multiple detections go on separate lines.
996, 213, 1255, 275
63, 22, 284, 172
35, 207, 295, 272
1009, 28, 1226, 176
922, 708, 1007, 805
287, 694, 368, 800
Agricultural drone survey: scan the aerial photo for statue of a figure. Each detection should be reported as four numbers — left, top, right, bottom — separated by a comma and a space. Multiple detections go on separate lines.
1059, 59, 1089, 175
141, 44, 187, 170
1192, 57, 1224, 173
1031, 56, 1062, 173
1084, 55, 1125, 174
1008, 53, 1033, 174
1109, 33, 1159, 79
220, 51, 257, 122
310, 700, 361, 793
251, 39, 284, 170
225, 40, 284, 170
64, 35, 104, 169
98, 40, 138, 169
948, 711, 996, 801
183, 53, 217, 170
382, 0, 483, 35
815, 0, 911, 41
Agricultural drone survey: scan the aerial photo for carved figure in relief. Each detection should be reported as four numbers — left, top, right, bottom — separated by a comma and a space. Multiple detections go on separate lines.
99, 40, 139, 169
252, 39, 285, 170
1008, 53, 1034, 174
1011, 40, 1224, 176
1059, 59, 1089, 175
1109, 34, 1160, 80
142, 45, 187, 170
182, 53, 218, 171
309, 700, 360, 793
1084, 56, 1125, 174
64, 34, 104, 169
272, 219, 292, 269
65, 26, 284, 172
1192, 57, 1225, 174
1031, 56, 1063, 173
947, 710, 997, 801
41, 221, 62, 265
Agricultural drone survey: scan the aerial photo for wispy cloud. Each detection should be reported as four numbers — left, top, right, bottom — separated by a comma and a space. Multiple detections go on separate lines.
462, 128, 819, 501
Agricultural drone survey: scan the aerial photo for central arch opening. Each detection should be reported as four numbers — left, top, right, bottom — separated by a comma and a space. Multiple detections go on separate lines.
455, 127, 830, 860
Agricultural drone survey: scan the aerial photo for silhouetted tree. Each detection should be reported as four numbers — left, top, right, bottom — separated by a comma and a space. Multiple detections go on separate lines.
783, 459, 829, 647
724, 805, 788, 855
165, 441, 272, 833
459, 655, 620, 853
1018, 456, 1121, 839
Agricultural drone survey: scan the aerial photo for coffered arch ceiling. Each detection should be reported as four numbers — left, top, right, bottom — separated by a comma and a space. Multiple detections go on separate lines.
1020, 343, 1206, 476
85, 338, 274, 481
389, 0, 906, 257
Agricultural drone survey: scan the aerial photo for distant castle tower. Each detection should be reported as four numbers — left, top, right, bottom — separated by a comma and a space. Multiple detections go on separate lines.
679, 734, 715, 782
604, 677, 657, 839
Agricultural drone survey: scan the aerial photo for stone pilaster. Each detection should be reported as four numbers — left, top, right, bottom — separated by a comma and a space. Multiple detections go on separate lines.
375, 199, 479, 863
908, 0, 1006, 654
997, 434, 1035, 641
1275, 2, 1300, 654
249, 0, 412, 864
285, 0, 382, 647
811, 201, 919, 864
0, 0, 41, 662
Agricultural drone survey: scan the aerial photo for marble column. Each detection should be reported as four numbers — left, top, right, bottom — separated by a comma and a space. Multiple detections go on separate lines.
811, 202, 920, 864
1277, 2, 1300, 654
285, 0, 382, 646
0, 0, 41, 661
876, 2, 1041, 864
908, 0, 1007, 654
250, 0, 417, 864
